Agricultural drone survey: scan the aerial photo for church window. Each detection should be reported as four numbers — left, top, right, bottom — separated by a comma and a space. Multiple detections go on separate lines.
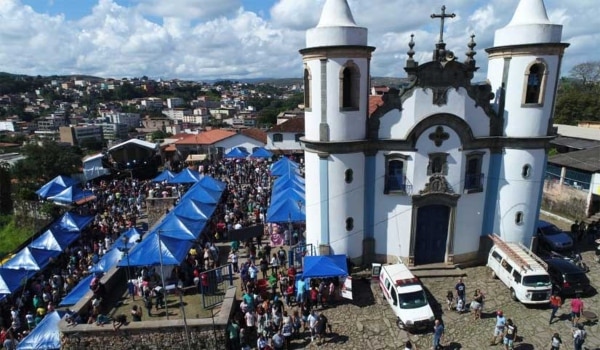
294, 133, 304, 142
303, 67, 311, 110
427, 153, 448, 176
521, 164, 531, 179
273, 133, 283, 142
339, 61, 360, 111
464, 152, 484, 193
384, 154, 410, 194
345, 217, 354, 231
345, 169, 353, 184
515, 211, 524, 225
523, 61, 547, 105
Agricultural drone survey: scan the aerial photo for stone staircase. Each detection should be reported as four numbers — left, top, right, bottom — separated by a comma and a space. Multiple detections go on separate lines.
583, 211, 600, 225
410, 263, 466, 278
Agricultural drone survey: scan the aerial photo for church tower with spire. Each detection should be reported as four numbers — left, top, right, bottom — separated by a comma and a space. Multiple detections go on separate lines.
484, 0, 569, 244
300, 0, 374, 258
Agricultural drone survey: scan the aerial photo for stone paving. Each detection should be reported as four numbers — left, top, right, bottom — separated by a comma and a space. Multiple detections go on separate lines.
279, 247, 600, 350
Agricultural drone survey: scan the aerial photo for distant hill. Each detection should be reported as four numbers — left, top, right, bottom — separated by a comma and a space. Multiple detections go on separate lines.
253, 77, 409, 88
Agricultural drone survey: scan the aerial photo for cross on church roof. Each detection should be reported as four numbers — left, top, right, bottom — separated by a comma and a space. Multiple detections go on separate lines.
430, 5, 456, 44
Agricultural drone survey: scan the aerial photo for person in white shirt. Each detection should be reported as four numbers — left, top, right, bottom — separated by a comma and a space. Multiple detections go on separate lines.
307, 310, 318, 342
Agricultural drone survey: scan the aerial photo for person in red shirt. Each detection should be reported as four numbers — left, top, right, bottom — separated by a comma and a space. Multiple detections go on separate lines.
570, 294, 584, 326
549, 292, 562, 324
310, 286, 319, 309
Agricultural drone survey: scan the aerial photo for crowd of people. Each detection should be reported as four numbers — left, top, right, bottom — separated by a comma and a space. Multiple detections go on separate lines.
0, 152, 308, 348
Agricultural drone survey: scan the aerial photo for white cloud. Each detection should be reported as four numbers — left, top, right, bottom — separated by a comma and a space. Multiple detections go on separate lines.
0, 0, 596, 80
134, 0, 242, 21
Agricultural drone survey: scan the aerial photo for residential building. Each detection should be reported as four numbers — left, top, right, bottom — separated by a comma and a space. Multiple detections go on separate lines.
59, 125, 103, 146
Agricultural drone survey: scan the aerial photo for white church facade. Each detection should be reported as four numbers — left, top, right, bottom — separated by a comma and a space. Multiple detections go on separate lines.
300, 0, 568, 265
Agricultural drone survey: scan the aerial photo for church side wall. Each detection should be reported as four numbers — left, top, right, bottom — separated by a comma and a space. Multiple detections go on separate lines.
328, 153, 365, 258
304, 152, 322, 250
495, 148, 547, 245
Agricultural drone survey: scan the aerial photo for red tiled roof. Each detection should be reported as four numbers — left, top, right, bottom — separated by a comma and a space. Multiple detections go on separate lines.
269, 118, 305, 132
174, 129, 236, 145
241, 128, 267, 144
368, 95, 383, 117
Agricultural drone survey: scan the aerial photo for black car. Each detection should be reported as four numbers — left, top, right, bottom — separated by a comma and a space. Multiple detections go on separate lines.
544, 258, 592, 296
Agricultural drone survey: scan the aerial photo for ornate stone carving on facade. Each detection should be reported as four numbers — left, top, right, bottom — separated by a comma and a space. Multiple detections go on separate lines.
419, 174, 454, 195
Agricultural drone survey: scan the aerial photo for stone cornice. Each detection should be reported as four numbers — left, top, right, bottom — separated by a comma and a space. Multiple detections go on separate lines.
299, 45, 376, 60
486, 43, 570, 59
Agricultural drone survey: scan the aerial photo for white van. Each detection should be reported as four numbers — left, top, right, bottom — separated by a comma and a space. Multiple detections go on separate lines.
379, 260, 435, 331
487, 235, 552, 304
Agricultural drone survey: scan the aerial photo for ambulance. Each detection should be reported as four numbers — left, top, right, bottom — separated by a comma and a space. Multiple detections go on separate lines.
379, 260, 435, 331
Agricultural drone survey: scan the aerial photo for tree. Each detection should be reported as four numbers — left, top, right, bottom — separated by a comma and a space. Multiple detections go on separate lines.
569, 61, 600, 86
0, 162, 12, 215
12, 141, 83, 185
554, 76, 600, 124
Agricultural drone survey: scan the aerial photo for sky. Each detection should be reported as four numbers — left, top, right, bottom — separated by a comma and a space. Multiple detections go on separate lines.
1, 0, 597, 81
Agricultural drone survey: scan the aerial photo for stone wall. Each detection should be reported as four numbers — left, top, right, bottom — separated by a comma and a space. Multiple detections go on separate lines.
60, 288, 237, 350
542, 180, 588, 219
145, 197, 176, 227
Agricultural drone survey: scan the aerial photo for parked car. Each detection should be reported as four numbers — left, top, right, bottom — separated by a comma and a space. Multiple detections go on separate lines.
536, 220, 574, 252
544, 258, 592, 296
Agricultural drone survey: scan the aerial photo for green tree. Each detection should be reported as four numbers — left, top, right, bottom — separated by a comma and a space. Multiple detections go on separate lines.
0, 162, 12, 215
12, 141, 83, 185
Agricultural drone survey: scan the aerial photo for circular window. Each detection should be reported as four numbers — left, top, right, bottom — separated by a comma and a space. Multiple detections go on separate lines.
521, 164, 532, 179
346, 217, 354, 231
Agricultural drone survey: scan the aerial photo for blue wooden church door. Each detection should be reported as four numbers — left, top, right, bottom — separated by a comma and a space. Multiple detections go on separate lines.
414, 205, 450, 265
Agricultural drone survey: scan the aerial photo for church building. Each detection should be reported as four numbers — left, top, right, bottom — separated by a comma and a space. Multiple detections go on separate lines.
300, 0, 568, 265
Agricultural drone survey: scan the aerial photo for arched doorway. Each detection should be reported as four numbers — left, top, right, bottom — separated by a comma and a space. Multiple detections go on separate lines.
414, 205, 450, 265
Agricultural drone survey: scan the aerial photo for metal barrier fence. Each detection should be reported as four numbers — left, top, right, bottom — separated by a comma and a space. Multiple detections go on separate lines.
200, 263, 234, 309
287, 242, 316, 270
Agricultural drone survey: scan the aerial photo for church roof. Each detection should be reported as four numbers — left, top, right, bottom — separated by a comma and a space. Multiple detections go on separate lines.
317, 0, 357, 27
368, 95, 383, 117
507, 0, 551, 26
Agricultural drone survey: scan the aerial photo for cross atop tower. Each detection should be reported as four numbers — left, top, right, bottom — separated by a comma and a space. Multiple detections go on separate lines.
430, 5, 455, 44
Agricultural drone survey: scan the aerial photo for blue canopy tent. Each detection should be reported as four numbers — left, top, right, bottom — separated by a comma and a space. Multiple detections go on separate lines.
270, 158, 300, 177
266, 197, 306, 223
35, 175, 78, 199
250, 147, 273, 159
302, 255, 348, 278
47, 186, 95, 205
59, 274, 95, 307
168, 168, 201, 184
117, 232, 192, 267
53, 212, 94, 232
0, 268, 30, 294
180, 184, 221, 204
17, 310, 65, 350
112, 227, 142, 251
173, 199, 216, 221
2, 247, 60, 271
272, 176, 305, 193
270, 187, 305, 205
198, 175, 226, 192
152, 169, 175, 183
153, 212, 206, 240
224, 147, 249, 159
29, 228, 78, 252
89, 248, 123, 273
183, 180, 222, 202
